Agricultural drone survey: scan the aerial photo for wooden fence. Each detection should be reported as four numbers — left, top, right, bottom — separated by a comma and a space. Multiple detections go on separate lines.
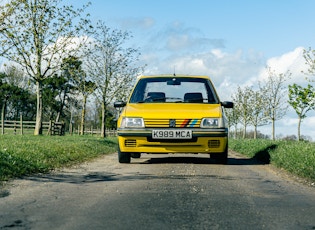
0, 118, 65, 136
83, 128, 117, 137
0, 118, 117, 137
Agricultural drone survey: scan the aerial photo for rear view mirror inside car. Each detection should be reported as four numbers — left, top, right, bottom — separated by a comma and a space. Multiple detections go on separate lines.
167, 78, 181, 85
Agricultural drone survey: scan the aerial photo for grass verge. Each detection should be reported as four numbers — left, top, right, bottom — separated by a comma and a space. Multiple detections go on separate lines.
0, 135, 118, 182
229, 139, 315, 182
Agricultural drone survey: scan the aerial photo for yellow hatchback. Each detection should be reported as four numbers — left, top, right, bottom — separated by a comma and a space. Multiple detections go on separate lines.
114, 75, 233, 164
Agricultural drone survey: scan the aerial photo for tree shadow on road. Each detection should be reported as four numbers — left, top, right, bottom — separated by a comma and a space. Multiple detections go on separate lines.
141, 156, 214, 164
142, 144, 278, 165
229, 144, 278, 165
9, 145, 278, 187
139, 143, 278, 165
142, 155, 264, 165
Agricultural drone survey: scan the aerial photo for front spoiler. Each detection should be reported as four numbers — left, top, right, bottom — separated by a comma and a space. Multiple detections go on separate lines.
117, 128, 228, 138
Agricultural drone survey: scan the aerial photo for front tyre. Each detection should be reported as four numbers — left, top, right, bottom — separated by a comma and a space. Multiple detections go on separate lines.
118, 146, 131, 163
211, 145, 228, 165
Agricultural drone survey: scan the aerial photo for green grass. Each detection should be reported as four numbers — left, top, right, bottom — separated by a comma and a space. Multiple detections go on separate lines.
2, 135, 314, 184
229, 139, 315, 182
0, 135, 118, 181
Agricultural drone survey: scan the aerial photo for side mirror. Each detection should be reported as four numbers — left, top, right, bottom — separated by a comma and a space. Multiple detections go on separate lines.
114, 101, 127, 108
221, 101, 234, 108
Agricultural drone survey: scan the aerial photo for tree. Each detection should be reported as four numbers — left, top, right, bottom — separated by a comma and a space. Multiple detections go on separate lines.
224, 105, 240, 139
303, 47, 315, 81
85, 21, 144, 138
232, 86, 253, 139
288, 84, 315, 141
42, 74, 68, 121
59, 56, 96, 135
248, 89, 269, 139
79, 80, 96, 135
1, 72, 36, 135
0, 0, 92, 135
56, 56, 83, 123
3, 64, 29, 90
0, 0, 18, 35
260, 67, 291, 140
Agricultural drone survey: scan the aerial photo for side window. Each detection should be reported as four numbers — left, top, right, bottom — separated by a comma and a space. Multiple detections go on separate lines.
129, 79, 147, 103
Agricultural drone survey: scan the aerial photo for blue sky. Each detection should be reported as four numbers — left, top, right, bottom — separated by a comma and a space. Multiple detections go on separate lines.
77, 0, 315, 57
65, 1, 315, 139
67, 0, 315, 139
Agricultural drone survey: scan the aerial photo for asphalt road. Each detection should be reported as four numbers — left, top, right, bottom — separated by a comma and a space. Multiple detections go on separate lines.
0, 151, 314, 230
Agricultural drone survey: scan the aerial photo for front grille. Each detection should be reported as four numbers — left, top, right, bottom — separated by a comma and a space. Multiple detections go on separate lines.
125, 139, 136, 147
208, 140, 220, 148
144, 118, 201, 128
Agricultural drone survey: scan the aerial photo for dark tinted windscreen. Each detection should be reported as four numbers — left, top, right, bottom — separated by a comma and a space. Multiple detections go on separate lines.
129, 77, 219, 103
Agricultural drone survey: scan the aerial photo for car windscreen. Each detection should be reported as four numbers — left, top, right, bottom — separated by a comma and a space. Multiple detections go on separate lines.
129, 77, 219, 103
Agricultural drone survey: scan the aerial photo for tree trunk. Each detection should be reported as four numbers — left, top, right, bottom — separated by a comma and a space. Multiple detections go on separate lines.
80, 95, 87, 135
69, 110, 73, 135
56, 88, 67, 122
271, 118, 275, 141
298, 116, 301, 141
34, 81, 43, 135
101, 100, 107, 138
254, 125, 257, 139
242, 123, 247, 139
1, 100, 6, 135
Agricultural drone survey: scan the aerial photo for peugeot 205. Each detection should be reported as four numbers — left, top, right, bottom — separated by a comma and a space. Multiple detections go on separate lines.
114, 75, 233, 164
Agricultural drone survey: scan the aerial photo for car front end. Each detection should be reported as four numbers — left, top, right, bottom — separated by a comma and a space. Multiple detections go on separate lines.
114, 75, 233, 163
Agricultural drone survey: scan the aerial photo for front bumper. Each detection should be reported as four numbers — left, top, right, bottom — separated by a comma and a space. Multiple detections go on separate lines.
117, 128, 228, 154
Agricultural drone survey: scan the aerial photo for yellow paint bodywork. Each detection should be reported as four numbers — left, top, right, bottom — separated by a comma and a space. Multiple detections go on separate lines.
117, 94, 228, 154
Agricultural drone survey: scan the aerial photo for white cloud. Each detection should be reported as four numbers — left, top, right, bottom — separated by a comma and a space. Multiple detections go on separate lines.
263, 47, 309, 84
142, 41, 315, 139
144, 22, 225, 54
119, 17, 155, 30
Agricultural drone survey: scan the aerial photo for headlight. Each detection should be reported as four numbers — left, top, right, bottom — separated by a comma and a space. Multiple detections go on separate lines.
200, 118, 224, 128
121, 117, 144, 128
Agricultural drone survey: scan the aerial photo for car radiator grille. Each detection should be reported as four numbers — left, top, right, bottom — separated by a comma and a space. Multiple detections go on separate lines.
144, 118, 201, 128
208, 140, 220, 148
125, 139, 136, 147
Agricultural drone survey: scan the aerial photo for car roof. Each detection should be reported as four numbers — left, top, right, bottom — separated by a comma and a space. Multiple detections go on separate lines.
137, 74, 211, 80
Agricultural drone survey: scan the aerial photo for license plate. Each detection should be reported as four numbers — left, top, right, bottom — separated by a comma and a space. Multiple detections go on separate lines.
152, 130, 192, 139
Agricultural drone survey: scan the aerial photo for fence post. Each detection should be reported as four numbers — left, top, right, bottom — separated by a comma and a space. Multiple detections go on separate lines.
14, 121, 17, 135
20, 114, 23, 135
1, 118, 3, 135
1, 108, 4, 135
61, 122, 65, 136
48, 120, 52, 136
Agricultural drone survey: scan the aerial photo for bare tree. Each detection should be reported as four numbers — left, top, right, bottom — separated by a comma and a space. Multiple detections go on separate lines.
3, 64, 29, 89
85, 21, 145, 138
248, 88, 269, 139
259, 67, 291, 140
232, 86, 253, 139
303, 47, 315, 81
0, 0, 92, 135
76, 76, 96, 135
224, 105, 239, 139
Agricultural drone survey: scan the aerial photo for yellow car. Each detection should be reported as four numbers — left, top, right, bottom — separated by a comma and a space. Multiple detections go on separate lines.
114, 75, 233, 164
